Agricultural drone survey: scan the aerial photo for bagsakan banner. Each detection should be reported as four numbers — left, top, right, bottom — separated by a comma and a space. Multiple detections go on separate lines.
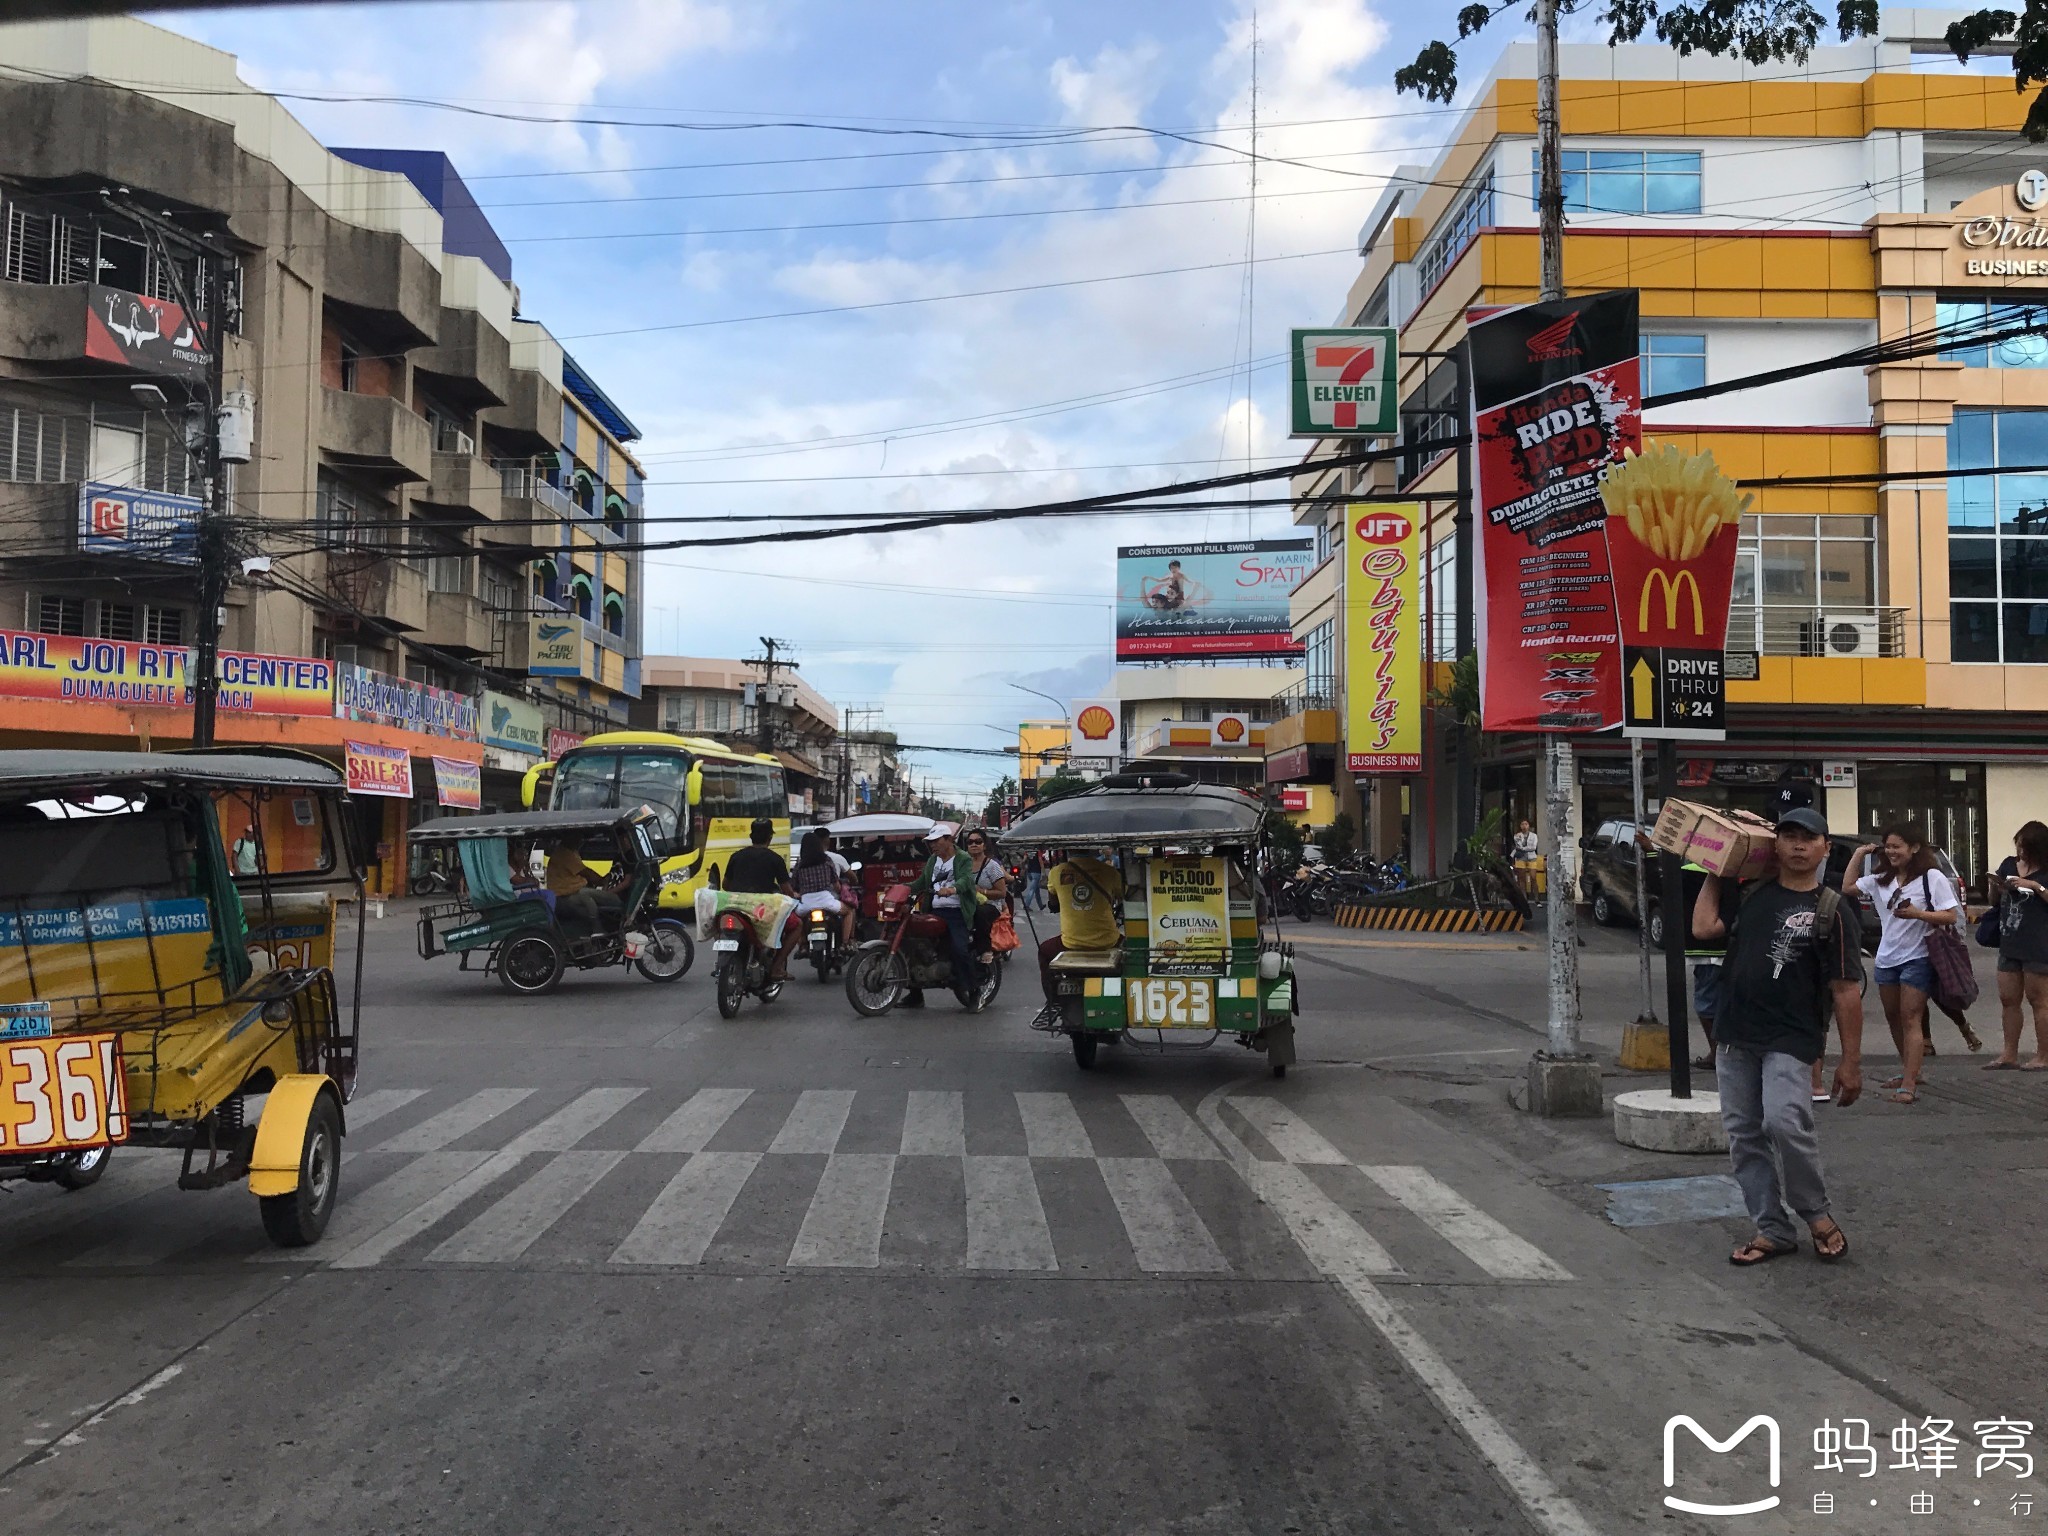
1469, 290, 1640, 733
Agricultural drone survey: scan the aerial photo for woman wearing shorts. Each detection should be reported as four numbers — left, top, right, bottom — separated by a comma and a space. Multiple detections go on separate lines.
1987, 819, 2048, 1071
1843, 823, 1963, 1104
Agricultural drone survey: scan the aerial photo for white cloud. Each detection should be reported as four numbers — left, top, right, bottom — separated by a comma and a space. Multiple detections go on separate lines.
1050, 40, 1164, 159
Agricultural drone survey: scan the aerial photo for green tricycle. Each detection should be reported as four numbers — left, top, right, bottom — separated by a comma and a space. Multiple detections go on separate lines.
1001, 774, 1299, 1075
411, 806, 695, 995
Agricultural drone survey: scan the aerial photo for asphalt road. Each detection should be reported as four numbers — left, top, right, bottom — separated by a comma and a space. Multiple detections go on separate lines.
2, 912, 2042, 1535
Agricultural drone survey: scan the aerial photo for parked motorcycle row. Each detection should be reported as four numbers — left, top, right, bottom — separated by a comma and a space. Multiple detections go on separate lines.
1271, 855, 1408, 921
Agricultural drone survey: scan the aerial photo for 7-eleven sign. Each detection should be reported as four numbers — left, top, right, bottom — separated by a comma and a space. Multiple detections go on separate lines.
1290, 326, 1398, 437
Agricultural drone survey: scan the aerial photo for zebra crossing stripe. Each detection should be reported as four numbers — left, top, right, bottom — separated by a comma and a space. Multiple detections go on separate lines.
429, 1150, 627, 1264
1230, 1098, 1349, 1165
1096, 1158, 1229, 1273
788, 1153, 894, 1268
1015, 1091, 1093, 1157
610, 1152, 762, 1267
1248, 1160, 1401, 1277
341, 1089, 426, 1130
901, 1091, 965, 1156
252, 1150, 493, 1264
502, 1088, 646, 1154
1119, 1094, 1223, 1160
378, 1089, 535, 1153
636, 1088, 751, 1153
327, 1149, 528, 1270
962, 1155, 1056, 1271
1359, 1166, 1572, 1281
769, 1089, 855, 1155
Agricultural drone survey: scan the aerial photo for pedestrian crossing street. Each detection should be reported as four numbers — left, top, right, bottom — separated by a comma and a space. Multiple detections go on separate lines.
1, 1086, 1572, 1285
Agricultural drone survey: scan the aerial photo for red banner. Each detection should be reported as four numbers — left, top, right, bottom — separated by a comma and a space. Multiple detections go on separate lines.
547, 729, 585, 760
345, 740, 413, 798
1470, 291, 1639, 733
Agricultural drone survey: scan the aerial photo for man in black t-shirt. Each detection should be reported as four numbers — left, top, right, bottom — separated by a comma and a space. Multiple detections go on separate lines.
1691, 806, 1865, 1267
722, 817, 797, 978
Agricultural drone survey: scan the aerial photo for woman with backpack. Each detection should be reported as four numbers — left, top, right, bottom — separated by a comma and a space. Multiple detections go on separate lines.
1985, 819, 2048, 1071
1843, 823, 1966, 1104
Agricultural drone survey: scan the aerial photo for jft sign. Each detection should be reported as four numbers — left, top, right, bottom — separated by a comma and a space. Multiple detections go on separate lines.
1290, 327, 1398, 437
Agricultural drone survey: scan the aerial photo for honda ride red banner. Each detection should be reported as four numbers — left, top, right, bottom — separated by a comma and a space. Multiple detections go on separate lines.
1469, 290, 1640, 733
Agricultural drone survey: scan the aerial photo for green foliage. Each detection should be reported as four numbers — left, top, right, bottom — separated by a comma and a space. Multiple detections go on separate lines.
1322, 811, 1358, 861
1395, 3, 2042, 137
1462, 806, 1508, 873
983, 774, 1018, 826
1428, 652, 1482, 732
1035, 770, 1088, 804
1265, 808, 1305, 872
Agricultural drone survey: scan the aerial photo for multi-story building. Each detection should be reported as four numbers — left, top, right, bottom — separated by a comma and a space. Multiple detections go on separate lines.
1283, 7, 2048, 889
1114, 665, 1288, 795
0, 16, 646, 881
632, 655, 840, 816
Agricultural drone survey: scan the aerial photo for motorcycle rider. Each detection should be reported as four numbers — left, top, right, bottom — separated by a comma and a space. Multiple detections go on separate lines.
723, 816, 798, 981
910, 823, 981, 998
963, 827, 1009, 965
793, 828, 855, 953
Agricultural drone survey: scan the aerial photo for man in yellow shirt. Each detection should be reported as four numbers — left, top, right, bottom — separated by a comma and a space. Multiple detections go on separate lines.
545, 838, 621, 935
1038, 850, 1124, 1003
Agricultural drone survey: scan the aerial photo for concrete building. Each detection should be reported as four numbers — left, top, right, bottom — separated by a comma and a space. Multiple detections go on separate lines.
1285, 7, 2048, 889
1114, 664, 1291, 795
0, 16, 648, 881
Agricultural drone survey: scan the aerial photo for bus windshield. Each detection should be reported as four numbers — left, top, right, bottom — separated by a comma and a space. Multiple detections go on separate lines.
552, 749, 690, 848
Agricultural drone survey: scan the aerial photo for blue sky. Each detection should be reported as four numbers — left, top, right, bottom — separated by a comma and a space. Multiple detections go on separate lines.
157, 0, 1495, 799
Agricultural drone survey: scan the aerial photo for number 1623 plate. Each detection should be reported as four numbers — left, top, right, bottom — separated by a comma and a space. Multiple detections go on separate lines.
1125, 977, 1216, 1029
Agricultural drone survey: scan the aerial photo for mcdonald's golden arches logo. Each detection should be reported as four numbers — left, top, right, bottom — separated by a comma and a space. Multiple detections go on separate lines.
1639, 567, 1705, 636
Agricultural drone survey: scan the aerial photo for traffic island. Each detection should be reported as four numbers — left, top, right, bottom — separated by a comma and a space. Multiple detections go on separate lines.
1613, 1088, 1727, 1153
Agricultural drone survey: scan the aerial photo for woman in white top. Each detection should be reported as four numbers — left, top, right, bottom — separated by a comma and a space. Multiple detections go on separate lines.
1843, 823, 1963, 1104
963, 827, 1009, 965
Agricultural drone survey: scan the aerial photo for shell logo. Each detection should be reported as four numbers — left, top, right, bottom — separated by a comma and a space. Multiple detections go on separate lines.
1076, 704, 1116, 741
1214, 716, 1247, 744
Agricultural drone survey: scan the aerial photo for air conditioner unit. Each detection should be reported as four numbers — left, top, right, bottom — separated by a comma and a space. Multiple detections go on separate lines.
1820, 614, 1881, 658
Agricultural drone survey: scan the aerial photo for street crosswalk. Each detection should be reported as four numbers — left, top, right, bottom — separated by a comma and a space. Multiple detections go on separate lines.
0, 1087, 1572, 1285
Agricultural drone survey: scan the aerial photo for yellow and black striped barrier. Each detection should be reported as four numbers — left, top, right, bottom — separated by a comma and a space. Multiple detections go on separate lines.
1332, 904, 1527, 933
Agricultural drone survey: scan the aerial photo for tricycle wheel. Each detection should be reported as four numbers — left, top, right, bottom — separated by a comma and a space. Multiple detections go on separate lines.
845, 945, 904, 1017
498, 933, 564, 995
53, 1144, 111, 1190
714, 958, 745, 1019
259, 1093, 341, 1248
1072, 1032, 1099, 1069
635, 918, 695, 982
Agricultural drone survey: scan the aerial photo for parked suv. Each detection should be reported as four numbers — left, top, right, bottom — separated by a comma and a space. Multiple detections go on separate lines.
1580, 818, 1882, 953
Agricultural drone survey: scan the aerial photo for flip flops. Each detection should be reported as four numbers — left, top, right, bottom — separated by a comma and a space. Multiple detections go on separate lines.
1730, 1236, 1798, 1266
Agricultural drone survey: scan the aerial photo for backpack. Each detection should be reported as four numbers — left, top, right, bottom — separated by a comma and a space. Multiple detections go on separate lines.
1731, 882, 1843, 1024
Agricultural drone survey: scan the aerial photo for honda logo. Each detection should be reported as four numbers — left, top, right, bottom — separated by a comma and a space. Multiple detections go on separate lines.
1525, 312, 1582, 362
1663, 1415, 1781, 1516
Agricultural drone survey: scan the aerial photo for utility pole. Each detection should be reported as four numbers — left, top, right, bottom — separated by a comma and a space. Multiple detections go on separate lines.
1527, 0, 1599, 1109
744, 636, 795, 755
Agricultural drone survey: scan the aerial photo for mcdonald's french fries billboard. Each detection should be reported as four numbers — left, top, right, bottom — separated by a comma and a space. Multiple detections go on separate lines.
1599, 444, 1745, 740
1343, 503, 1422, 774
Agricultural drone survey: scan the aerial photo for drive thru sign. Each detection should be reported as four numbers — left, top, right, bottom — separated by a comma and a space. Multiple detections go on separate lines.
1290, 327, 1398, 437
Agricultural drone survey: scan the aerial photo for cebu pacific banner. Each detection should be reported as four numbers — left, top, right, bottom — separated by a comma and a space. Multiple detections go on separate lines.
1469, 290, 1639, 733
1343, 503, 1422, 774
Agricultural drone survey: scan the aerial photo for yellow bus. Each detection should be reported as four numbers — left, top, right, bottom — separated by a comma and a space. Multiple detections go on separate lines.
520, 731, 789, 910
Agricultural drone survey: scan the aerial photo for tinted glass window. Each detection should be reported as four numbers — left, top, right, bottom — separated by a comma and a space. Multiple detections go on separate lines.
616, 752, 688, 843
551, 752, 618, 812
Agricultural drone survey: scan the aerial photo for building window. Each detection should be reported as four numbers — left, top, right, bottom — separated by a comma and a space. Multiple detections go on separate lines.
1314, 517, 1334, 567
1536, 149, 1702, 215
1937, 298, 2048, 368
1413, 170, 1494, 298
1642, 333, 1706, 397
1303, 620, 1334, 702
96, 601, 136, 641
1726, 514, 1881, 654
663, 692, 697, 732
33, 595, 85, 636
1398, 357, 1461, 487
144, 606, 183, 644
1427, 534, 1457, 661
1949, 408, 2048, 661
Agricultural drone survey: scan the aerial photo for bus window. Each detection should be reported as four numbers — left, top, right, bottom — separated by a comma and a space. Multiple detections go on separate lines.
617, 752, 688, 848
552, 752, 618, 813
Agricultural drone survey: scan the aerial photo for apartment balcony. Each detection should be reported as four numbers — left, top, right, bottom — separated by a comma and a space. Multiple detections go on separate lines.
487, 466, 571, 557
481, 366, 564, 458
327, 552, 429, 632
413, 304, 511, 413
424, 590, 498, 657
1725, 607, 1909, 660
419, 447, 502, 522
320, 389, 433, 483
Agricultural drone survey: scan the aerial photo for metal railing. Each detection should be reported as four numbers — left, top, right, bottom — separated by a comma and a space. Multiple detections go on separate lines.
498, 466, 574, 519
1725, 607, 1908, 659
1269, 680, 1336, 717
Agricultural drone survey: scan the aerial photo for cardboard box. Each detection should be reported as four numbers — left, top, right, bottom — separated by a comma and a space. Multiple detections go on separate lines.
1649, 799, 1778, 881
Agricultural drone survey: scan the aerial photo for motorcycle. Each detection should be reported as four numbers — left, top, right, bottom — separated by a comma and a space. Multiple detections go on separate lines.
844, 882, 1002, 1016
708, 898, 789, 1019
802, 904, 849, 983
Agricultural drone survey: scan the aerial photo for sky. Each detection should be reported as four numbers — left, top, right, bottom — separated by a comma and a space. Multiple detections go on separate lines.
152, 0, 1511, 802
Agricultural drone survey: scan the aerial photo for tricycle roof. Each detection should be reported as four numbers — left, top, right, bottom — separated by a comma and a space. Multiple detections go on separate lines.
410, 806, 644, 843
823, 813, 936, 840
999, 781, 1262, 850
0, 747, 344, 798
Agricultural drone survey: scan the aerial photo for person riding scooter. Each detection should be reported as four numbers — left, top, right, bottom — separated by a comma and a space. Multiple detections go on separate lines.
793, 828, 856, 951
909, 824, 980, 1004
724, 816, 799, 981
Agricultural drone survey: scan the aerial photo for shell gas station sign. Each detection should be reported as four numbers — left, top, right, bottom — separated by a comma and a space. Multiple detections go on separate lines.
1070, 698, 1119, 771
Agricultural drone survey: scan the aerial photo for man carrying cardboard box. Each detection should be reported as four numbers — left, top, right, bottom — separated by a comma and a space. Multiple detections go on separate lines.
1691, 806, 1866, 1266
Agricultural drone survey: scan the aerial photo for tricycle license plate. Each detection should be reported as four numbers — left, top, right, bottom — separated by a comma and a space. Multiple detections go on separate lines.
712, 939, 740, 952
0, 1031, 129, 1153
1125, 976, 1216, 1029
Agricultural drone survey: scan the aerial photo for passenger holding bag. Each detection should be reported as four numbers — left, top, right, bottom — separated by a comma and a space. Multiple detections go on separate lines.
1844, 824, 1967, 1104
